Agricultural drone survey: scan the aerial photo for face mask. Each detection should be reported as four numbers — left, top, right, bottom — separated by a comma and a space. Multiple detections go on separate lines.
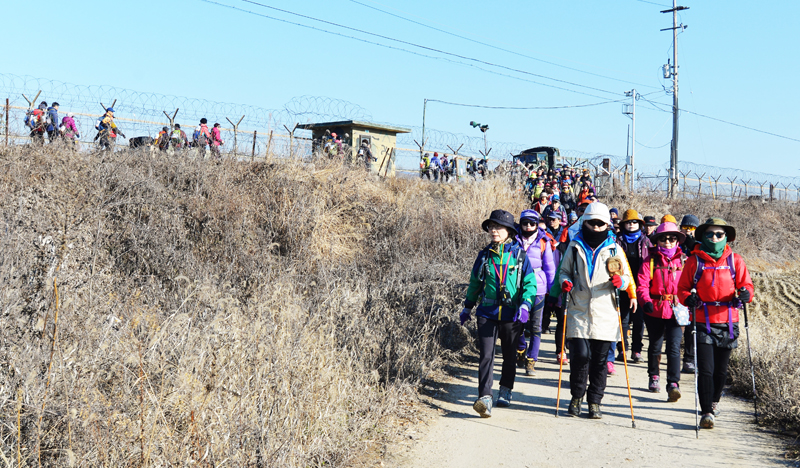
657, 245, 679, 258
700, 235, 726, 260
520, 227, 536, 238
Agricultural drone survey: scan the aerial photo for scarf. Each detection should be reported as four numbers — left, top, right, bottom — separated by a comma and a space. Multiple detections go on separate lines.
657, 245, 679, 258
621, 229, 642, 244
581, 225, 609, 249
700, 237, 726, 260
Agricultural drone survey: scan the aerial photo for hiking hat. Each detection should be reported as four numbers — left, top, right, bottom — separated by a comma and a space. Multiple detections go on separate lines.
106, 107, 114, 113
482, 209, 518, 235
621, 209, 643, 228
583, 201, 611, 225
519, 209, 541, 223
569, 212, 578, 222
66, 112, 74, 118
661, 214, 677, 224
434, 152, 438, 156
609, 208, 619, 217
551, 194, 560, 201
544, 208, 561, 220
695, 217, 736, 242
643, 216, 658, 227
680, 214, 700, 228
650, 221, 686, 244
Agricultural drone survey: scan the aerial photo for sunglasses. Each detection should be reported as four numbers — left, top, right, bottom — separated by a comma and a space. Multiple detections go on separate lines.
704, 231, 726, 240
586, 219, 607, 228
520, 220, 538, 227
659, 235, 679, 243
681, 226, 696, 231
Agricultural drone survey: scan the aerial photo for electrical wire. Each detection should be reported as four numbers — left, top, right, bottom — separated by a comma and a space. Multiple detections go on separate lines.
679, 109, 800, 143
346, 0, 660, 91
426, 98, 625, 110
233, 0, 624, 98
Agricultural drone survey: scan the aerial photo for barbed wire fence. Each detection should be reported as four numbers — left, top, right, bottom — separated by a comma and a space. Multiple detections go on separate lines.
2, 73, 797, 201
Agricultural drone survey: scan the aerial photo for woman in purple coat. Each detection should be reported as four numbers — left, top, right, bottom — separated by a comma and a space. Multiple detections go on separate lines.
516, 209, 557, 375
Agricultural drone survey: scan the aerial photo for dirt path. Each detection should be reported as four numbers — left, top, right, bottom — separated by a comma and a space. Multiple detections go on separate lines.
388, 332, 793, 468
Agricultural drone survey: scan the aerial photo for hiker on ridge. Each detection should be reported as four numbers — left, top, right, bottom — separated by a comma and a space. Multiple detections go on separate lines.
678, 218, 754, 429
461, 210, 537, 418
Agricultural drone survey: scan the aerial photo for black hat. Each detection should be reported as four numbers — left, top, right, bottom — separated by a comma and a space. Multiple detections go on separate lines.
680, 214, 700, 228
695, 217, 736, 242
643, 216, 658, 227
482, 209, 518, 235
200, 118, 208, 124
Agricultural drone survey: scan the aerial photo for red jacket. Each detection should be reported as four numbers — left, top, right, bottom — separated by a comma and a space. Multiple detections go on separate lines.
637, 247, 684, 320
677, 245, 754, 324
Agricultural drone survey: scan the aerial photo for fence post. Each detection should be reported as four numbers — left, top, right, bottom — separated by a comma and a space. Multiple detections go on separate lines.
769, 183, 775, 201
226, 115, 245, 157
266, 130, 273, 158
251, 130, 257, 162
4, 98, 8, 147
742, 179, 751, 199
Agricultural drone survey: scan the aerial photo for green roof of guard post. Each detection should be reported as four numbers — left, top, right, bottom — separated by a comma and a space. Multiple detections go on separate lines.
297, 120, 412, 178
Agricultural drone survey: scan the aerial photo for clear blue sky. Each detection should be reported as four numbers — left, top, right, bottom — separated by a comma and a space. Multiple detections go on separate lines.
4, 0, 798, 174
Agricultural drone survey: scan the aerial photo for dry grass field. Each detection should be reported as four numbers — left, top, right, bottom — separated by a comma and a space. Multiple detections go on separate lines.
0, 145, 797, 466
0, 145, 525, 466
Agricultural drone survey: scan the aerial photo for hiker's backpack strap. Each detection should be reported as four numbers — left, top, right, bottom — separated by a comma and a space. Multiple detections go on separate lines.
693, 257, 705, 286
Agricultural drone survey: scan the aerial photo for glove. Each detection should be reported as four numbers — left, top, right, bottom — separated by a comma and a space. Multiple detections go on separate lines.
738, 287, 751, 303
515, 304, 530, 324
545, 295, 558, 307
562, 280, 573, 293
643, 302, 654, 314
684, 293, 701, 309
459, 308, 471, 326
611, 275, 623, 289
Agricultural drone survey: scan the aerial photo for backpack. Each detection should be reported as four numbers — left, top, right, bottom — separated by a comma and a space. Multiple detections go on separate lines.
25, 109, 42, 129
193, 127, 207, 145
476, 245, 527, 305
691, 253, 737, 332
45, 109, 55, 127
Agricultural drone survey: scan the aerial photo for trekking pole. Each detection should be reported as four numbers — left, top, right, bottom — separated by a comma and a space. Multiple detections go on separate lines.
691, 288, 699, 439
615, 288, 636, 429
555, 292, 570, 417
741, 288, 758, 421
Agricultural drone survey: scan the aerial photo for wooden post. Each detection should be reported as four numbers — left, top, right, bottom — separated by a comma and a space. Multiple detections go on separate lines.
266, 130, 273, 158
283, 123, 297, 158
4, 98, 8, 147
251, 130, 257, 162
226, 115, 245, 157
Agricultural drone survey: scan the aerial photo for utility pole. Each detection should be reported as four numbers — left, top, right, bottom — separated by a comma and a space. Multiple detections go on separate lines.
421, 98, 427, 158
661, 1, 688, 198
623, 89, 636, 191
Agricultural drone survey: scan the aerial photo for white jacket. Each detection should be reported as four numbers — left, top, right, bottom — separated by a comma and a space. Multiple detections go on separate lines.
559, 236, 632, 342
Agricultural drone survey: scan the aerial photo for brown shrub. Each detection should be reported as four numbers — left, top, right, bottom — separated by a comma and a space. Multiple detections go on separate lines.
0, 145, 523, 466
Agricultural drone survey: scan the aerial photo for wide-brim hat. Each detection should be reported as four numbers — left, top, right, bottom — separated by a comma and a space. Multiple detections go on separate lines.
649, 222, 686, 244
482, 209, 518, 235
621, 209, 643, 224
696, 217, 736, 242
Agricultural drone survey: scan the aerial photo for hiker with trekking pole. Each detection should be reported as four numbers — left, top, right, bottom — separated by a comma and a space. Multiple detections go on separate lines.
554, 202, 635, 422
514, 209, 556, 377
677, 218, 754, 431
461, 210, 538, 418
636, 221, 689, 400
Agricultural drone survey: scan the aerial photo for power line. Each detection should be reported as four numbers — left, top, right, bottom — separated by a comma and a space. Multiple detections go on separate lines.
347, 0, 660, 91
234, 0, 623, 98
426, 98, 625, 110
680, 109, 800, 144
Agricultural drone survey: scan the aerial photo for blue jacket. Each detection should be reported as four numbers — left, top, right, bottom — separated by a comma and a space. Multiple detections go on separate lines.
46, 107, 59, 132
464, 240, 538, 321
430, 155, 442, 170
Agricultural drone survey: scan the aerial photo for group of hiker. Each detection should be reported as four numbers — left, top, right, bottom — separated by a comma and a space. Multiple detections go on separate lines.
461, 198, 754, 432
418, 152, 489, 181
24, 101, 228, 155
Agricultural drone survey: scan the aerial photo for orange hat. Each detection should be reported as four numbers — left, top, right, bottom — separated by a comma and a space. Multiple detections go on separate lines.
661, 214, 677, 224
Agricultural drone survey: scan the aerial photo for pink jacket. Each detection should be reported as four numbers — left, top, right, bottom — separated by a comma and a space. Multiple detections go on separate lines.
636, 247, 685, 320
211, 127, 222, 146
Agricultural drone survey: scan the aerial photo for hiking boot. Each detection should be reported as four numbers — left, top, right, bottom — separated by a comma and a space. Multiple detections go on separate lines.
632, 352, 643, 363
496, 386, 512, 408
667, 383, 681, 402
525, 358, 536, 376
473, 395, 493, 418
588, 403, 602, 419
567, 397, 582, 417
648, 375, 661, 393
516, 350, 527, 368
682, 361, 696, 373
607, 361, 616, 375
699, 413, 715, 429
712, 402, 720, 416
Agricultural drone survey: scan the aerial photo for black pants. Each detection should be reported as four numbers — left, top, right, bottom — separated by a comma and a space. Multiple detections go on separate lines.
696, 342, 732, 414
683, 324, 695, 364
644, 314, 682, 384
542, 303, 566, 356
420, 170, 431, 180
477, 316, 522, 397
618, 294, 644, 355
569, 338, 611, 404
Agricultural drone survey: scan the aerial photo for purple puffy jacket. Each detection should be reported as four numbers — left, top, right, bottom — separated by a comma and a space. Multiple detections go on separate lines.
517, 229, 556, 297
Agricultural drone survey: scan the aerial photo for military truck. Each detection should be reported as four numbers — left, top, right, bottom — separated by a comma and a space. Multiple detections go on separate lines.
512, 146, 561, 170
